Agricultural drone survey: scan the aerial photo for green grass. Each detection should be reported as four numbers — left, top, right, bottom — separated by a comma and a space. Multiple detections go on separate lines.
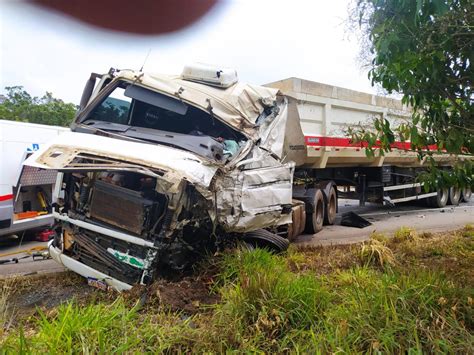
1, 227, 473, 353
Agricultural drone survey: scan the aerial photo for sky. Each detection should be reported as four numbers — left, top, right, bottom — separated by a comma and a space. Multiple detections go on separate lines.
0, 0, 374, 104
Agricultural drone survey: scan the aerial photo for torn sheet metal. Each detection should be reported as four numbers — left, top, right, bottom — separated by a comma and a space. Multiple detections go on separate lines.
257, 96, 306, 165
216, 162, 295, 232
113, 70, 280, 138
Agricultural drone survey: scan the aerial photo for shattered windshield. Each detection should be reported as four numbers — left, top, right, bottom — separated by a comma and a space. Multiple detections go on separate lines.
80, 81, 246, 162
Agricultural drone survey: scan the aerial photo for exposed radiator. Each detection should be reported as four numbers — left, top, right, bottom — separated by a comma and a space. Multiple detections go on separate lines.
89, 180, 157, 236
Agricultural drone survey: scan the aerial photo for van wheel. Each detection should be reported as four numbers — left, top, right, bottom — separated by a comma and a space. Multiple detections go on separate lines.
304, 189, 325, 234
461, 187, 472, 202
448, 186, 461, 205
323, 186, 337, 225
429, 187, 449, 208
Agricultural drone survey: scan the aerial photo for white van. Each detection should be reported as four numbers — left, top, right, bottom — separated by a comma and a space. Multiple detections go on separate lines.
0, 120, 68, 237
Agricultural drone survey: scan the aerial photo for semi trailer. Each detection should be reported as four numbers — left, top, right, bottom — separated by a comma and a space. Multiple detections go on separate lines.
24, 64, 472, 290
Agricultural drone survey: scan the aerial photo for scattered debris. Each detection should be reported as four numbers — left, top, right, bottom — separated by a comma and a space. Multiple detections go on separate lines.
340, 212, 372, 228
0, 256, 30, 265
0, 246, 50, 265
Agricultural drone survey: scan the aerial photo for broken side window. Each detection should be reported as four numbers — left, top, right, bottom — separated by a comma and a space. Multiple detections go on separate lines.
88, 85, 132, 125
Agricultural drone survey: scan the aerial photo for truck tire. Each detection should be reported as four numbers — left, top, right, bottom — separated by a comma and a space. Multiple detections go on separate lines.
448, 186, 461, 205
429, 187, 449, 208
461, 187, 472, 202
241, 229, 289, 252
323, 186, 337, 225
304, 189, 325, 234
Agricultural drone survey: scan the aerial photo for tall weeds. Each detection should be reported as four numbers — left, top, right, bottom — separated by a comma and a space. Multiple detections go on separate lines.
1, 229, 473, 353
0, 279, 14, 336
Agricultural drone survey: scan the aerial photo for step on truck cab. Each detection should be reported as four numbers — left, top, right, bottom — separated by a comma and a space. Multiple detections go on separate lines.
24, 64, 473, 291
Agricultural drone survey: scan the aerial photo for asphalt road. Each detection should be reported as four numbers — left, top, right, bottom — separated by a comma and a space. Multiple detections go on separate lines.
295, 198, 474, 247
0, 238, 63, 277
0, 198, 472, 277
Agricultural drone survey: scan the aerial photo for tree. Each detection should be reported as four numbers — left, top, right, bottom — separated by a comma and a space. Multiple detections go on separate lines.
350, 0, 473, 189
0, 86, 77, 127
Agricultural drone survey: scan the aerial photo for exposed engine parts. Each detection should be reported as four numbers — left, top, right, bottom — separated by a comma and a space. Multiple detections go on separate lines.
54, 167, 290, 287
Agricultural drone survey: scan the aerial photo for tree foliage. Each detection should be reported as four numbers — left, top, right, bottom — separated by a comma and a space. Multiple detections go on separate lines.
0, 86, 77, 127
350, 0, 473, 189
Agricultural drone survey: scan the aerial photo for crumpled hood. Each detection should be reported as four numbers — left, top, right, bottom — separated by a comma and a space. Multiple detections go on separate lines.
115, 70, 280, 138
23, 131, 219, 188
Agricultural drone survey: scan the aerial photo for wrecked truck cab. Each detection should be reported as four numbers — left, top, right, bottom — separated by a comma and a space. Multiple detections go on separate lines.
24, 65, 300, 290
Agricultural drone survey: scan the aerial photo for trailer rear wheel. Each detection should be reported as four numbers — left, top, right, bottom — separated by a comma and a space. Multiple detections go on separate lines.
461, 187, 472, 202
448, 186, 461, 205
429, 187, 449, 208
304, 189, 325, 234
323, 186, 337, 225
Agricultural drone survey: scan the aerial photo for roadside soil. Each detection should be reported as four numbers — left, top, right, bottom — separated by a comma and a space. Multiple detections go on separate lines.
3, 267, 220, 326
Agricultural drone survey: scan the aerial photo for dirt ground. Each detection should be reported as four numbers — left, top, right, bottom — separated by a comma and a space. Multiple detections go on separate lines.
1, 272, 97, 325
2, 267, 220, 325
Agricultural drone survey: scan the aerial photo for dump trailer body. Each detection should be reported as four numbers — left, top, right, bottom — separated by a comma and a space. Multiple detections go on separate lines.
267, 77, 472, 210
266, 78, 464, 169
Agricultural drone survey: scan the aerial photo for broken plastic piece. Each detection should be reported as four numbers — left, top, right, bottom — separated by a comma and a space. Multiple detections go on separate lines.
340, 211, 372, 228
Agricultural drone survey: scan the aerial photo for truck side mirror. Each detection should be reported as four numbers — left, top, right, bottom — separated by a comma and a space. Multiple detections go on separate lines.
79, 73, 102, 111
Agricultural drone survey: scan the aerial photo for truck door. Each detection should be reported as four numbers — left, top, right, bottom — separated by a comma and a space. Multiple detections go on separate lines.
216, 161, 294, 232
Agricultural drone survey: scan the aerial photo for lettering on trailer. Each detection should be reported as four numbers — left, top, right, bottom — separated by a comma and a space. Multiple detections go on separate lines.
304, 136, 439, 151
27, 143, 40, 152
289, 145, 305, 151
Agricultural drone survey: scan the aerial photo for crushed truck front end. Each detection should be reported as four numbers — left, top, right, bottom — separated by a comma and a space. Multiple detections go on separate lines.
26, 66, 299, 290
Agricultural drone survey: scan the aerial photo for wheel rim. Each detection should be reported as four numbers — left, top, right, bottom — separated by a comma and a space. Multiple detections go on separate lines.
315, 199, 324, 226
462, 187, 472, 201
439, 188, 448, 206
328, 193, 336, 220
449, 186, 461, 204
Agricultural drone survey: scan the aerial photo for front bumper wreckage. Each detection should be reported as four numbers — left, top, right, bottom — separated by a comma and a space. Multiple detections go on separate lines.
48, 239, 133, 291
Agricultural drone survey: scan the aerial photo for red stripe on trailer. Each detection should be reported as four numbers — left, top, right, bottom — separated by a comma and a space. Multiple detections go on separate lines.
0, 194, 13, 202
305, 136, 439, 151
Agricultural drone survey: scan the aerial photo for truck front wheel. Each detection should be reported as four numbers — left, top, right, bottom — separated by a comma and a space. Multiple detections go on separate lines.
304, 189, 325, 234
